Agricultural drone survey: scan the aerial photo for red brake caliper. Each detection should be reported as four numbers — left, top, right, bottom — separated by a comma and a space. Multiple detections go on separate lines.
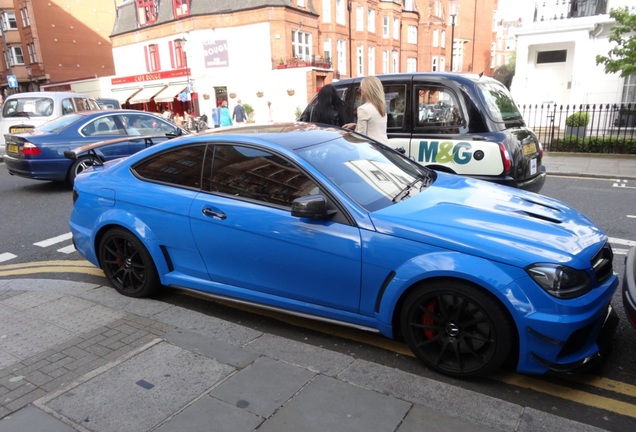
422, 299, 437, 339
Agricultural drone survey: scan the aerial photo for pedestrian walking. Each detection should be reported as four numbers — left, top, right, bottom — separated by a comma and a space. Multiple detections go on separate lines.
233, 99, 247, 123
219, 101, 233, 127
301, 84, 346, 126
343, 76, 388, 144
211, 104, 221, 128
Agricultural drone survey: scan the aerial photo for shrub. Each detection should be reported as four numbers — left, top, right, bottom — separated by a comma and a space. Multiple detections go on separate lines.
565, 111, 590, 127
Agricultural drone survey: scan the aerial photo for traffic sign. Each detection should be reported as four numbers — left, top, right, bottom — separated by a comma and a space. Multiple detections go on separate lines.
7, 75, 18, 88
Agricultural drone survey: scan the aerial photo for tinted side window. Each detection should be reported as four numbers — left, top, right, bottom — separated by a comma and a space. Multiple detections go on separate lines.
133, 144, 206, 188
353, 84, 407, 129
414, 85, 463, 132
62, 99, 75, 114
208, 144, 319, 207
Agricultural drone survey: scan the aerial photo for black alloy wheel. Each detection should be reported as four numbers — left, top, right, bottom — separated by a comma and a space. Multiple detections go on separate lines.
99, 228, 159, 298
400, 280, 513, 378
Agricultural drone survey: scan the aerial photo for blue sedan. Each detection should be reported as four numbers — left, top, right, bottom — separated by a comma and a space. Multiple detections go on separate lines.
3, 109, 187, 184
69, 123, 619, 378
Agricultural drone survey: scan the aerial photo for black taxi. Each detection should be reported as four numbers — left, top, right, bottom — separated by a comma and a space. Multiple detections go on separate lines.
303, 73, 546, 193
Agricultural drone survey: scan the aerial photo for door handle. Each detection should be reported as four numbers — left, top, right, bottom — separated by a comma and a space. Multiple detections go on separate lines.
202, 208, 227, 219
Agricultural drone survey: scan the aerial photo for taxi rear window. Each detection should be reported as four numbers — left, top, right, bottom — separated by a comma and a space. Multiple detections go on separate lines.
477, 81, 524, 123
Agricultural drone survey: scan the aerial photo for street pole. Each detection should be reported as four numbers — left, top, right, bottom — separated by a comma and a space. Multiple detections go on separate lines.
450, 14, 456, 72
449, 0, 458, 73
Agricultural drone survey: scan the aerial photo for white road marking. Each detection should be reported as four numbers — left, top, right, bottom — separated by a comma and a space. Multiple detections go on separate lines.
0, 253, 17, 263
609, 237, 636, 247
33, 232, 73, 247
57, 245, 77, 254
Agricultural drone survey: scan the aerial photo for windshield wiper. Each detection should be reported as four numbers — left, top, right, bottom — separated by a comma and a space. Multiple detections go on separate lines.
392, 173, 432, 203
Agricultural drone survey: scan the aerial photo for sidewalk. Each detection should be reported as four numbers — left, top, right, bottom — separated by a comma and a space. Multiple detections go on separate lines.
0, 279, 610, 432
543, 152, 636, 180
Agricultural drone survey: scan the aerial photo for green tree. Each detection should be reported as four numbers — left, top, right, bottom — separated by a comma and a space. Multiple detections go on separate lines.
595, 8, 636, 78
493, 53, 516, 90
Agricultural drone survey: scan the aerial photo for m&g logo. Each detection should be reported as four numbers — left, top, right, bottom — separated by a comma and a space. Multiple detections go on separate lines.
418, 140, 473, 164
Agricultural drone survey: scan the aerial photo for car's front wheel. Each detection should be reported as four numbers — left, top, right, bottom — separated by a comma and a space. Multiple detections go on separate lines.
400, 280, 513, 378
98, 228, 159, 298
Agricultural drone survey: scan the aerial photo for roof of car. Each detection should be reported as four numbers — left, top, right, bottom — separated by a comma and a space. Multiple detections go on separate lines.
333, 72, 494, 86
200, 122, 353, 150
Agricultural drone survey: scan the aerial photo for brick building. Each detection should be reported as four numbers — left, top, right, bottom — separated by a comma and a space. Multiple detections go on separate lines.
0, 0, 116, 98
108, 0, 497, 122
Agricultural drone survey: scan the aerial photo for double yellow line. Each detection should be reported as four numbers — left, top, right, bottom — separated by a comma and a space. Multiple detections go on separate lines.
2, 261, 636, 420
0, 260, 105, 277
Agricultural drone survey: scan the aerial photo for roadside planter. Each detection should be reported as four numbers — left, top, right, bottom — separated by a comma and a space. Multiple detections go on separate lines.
565, 111, 590, 139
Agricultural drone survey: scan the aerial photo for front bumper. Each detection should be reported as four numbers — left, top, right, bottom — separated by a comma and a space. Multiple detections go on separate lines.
622, 246, 636, 328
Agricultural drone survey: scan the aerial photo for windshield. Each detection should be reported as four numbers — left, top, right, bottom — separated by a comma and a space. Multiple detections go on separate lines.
2, 97, 55, 118
477, 81, 524, 123
296, 134, 434, 212
37, 113, 84, 133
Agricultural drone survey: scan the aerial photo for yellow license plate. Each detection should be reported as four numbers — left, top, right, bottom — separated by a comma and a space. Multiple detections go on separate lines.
9, 126, 33, 134
7, 143, 18, 154
523, 142, 537, 156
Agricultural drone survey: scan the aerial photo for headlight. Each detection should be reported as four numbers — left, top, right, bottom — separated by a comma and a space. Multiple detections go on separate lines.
526, 264, 592, 299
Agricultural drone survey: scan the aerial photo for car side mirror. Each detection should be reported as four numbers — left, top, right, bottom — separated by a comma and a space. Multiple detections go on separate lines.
291, 195, 335, 219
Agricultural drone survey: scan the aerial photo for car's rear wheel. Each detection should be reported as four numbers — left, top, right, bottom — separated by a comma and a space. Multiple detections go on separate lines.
98, 228, 159, 298
400, 280, 513, 378
69, 156, 95, 185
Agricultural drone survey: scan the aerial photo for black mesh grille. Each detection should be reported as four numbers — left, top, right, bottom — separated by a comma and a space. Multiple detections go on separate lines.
592, 242, 613, 284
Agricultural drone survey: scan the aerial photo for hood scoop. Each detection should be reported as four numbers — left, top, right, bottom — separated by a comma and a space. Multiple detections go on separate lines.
515, 197, 564, 224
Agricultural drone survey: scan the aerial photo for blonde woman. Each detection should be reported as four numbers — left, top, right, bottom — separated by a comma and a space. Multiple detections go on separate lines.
344, 76, 388, 144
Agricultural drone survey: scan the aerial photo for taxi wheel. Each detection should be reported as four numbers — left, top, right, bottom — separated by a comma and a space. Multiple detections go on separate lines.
400, 280, 513, 378
99, 228, 159, 298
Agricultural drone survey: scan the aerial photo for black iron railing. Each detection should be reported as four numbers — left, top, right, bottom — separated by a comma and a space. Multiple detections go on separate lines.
518, 103, 636, 154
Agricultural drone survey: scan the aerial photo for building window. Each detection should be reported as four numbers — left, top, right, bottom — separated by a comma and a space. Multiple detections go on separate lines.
1, 11, 17, 30
20, 8, 30, 27
145, 44, 161, 72
407, 57, 417, 72
621, 75, 636, 104
440, 56, 446, 71
382, 16, 389, 38
407, 25, 417, 44
136, 0, 158, 26
536, 49, 567, 64
393, 18, 400, 40
6, 46, 24, 66
432, 57, 438, 72
323, 38, 332, 65
323, 0, 331, 22
356, 6, 364, 31
367, 9, 375, 33
337, 39, 346, 75
292, 30, 312, 60
171, 39, 187, 68
368, 46, 375, 75
297, 0, 305, 7
432, 29, 439, 47
404, 0, 415, 11
27, 43, 37, 63
382, 50, 389, 74
173, 0, 190, 18
357, 45, 364, 77
336, 0, 345, 25
392, 50, 399, 73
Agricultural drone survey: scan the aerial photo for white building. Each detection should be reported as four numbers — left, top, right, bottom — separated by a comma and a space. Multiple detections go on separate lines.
511, 0, 635, 107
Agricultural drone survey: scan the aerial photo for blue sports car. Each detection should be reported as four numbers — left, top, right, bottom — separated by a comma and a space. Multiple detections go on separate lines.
3, 109, 187, 184
69, 123, 619, 378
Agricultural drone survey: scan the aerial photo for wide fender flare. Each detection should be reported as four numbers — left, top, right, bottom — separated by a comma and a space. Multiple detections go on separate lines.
91, 208, 166, 270
375, 250, 530, 331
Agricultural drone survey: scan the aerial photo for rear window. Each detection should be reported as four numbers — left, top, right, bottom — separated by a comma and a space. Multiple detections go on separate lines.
2, 97, 54, 118
37, 113, 84, 133
477, 81, 524, 123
